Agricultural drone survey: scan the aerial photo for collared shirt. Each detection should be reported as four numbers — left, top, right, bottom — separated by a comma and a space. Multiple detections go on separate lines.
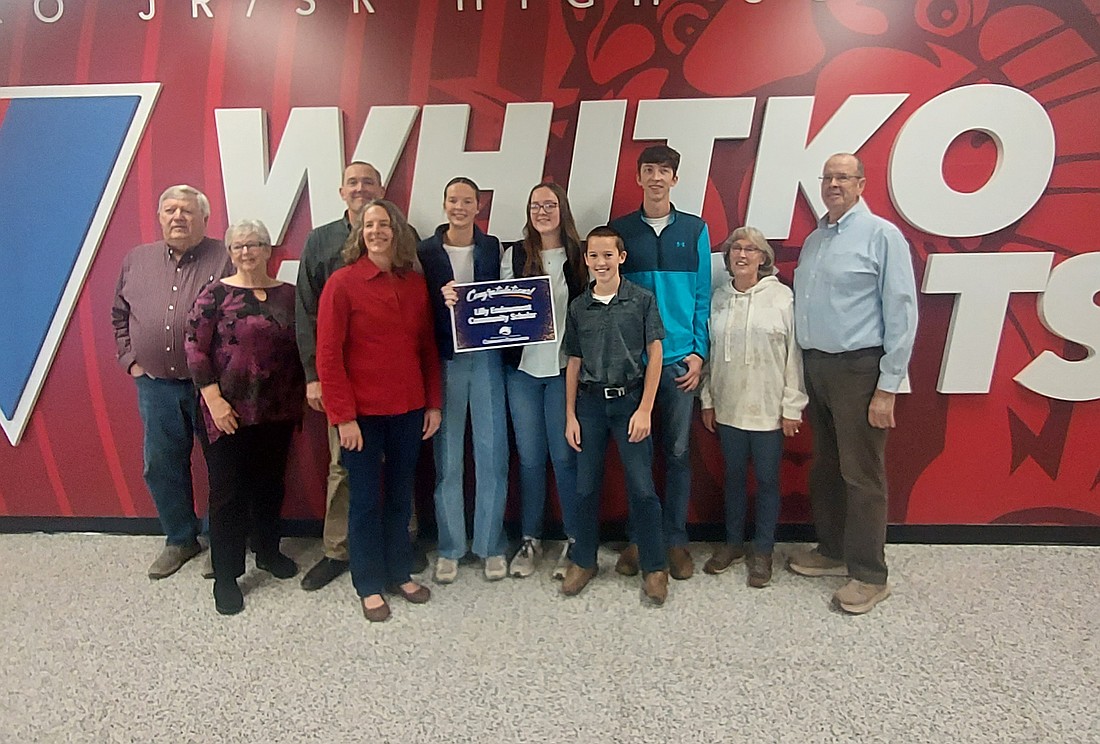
295, 213, 353, 383
793, 199, 918, 392
563, 278, 665, 386
111, 237, 230, 379
295, 213, 424, 382
316, 256, 442, 425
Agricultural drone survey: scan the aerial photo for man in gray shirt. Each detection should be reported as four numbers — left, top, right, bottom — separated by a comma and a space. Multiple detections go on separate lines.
112, 184, 230, 579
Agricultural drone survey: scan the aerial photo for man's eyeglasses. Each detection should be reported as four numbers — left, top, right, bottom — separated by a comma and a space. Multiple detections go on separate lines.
529, 202, 559, 213
229, 241, 269, 253
819, 174, 859, 184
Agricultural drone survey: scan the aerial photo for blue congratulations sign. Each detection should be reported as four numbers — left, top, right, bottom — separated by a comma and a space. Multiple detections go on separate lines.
450, 276, 556, 352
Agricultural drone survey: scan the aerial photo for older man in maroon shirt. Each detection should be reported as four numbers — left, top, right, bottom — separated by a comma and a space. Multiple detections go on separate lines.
112, 185, 230, 579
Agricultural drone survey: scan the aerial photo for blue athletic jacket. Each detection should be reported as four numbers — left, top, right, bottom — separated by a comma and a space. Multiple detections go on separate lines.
610, 205, 711, 364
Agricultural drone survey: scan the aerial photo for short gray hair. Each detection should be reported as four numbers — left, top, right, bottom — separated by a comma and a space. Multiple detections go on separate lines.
158, 184, 211, 220
720, 226, 777, 278
224, 219, 272, 248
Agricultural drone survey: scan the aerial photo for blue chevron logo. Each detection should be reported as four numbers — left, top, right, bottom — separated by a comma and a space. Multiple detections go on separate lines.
0, 83, 161, 446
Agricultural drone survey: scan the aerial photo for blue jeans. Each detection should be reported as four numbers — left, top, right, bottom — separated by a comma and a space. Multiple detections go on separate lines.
716, 425, 784, 554
135, 376, 202, 546
655, 361, 696, 547
433, 352, 509, 560
573, 388, 665, 573
505, 367, 577, 540
343, 410, 423, 598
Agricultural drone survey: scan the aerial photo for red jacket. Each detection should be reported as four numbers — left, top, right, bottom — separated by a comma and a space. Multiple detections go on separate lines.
317, 257, 442, 425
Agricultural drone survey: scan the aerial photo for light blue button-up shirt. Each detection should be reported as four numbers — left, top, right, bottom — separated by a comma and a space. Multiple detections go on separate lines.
793, 199, 918, 393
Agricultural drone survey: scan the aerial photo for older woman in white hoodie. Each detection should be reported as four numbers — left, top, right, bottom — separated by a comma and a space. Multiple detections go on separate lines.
699, 227, 808, 588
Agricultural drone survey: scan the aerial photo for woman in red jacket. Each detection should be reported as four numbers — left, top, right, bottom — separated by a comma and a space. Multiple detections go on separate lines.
316, 199, 442, 622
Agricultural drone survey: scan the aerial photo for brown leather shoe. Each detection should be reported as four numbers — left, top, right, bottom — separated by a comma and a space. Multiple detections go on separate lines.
703, 544, 746, 575
642, 570, 669, 606
747, 552, 773, 588
615, 544, 639, 576
561, 564, 598, 596
668, 546, 694, 580
387, 582, 431, 604
361, 595, 391, 622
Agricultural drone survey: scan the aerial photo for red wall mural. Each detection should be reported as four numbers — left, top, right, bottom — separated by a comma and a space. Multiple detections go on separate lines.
1, 0, 1098, 529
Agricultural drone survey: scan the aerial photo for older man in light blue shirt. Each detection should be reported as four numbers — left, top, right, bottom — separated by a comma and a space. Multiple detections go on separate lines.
789, 152, 918, 615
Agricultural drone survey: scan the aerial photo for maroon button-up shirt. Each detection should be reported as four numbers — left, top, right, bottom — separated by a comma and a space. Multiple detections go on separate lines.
111, 237, 231, 379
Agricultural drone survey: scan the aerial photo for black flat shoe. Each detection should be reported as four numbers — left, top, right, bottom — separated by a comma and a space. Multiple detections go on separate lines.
300, 557, 349, 591
256, 552, 298, 580
213, 579, 244, 615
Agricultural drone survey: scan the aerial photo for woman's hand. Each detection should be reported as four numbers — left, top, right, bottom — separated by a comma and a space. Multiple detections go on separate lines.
422, 408, 442, 440
338, 420, 363, 451
700, 407, 716, 434
207, 395, 240, 435
781, 418, 801, 437
441, 281, 459, 307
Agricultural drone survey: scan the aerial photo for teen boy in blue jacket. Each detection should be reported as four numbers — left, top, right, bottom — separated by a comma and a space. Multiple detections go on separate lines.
609, 145, 712, 581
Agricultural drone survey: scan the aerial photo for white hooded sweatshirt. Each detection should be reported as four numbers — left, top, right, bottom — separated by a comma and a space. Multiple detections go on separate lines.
700, 275, 808, 431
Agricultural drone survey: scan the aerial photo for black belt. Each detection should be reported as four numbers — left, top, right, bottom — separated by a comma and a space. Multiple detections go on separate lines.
578, 379, 643, 399
802, 346, 883, 360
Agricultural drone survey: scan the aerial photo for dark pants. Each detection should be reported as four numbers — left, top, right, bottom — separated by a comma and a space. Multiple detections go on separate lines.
342, 410, 423, 599
135, 376, 202, 546
716, 425, 784, 554
201, 421, 295, 582
573, 388, 666, 573
803, 349, 889, 585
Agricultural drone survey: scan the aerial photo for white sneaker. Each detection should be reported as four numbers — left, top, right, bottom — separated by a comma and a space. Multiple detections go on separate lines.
484, 555, 508, 581
552, 540, 574, 580
509, 538, 542, 578
434, 556, 459, 584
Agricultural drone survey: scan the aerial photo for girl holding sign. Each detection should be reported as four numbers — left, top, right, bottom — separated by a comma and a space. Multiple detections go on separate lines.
418, 177, 510, 584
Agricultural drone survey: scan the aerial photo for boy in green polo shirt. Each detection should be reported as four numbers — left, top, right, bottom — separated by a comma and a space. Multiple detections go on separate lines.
562, 226, 669, 605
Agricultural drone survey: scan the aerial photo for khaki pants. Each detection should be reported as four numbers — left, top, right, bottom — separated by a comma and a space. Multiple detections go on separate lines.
324, 425, 418, 561
803, 349, 889, 585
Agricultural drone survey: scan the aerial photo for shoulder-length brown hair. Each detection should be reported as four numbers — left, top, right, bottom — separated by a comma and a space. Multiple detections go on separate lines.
341, 199, 417, 271
520, 182, 586, 284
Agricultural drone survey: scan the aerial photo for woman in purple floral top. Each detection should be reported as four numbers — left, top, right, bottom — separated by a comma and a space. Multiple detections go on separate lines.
185, 218, 305, 615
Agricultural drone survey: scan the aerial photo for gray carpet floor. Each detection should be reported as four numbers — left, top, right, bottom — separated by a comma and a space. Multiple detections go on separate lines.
0, 534, 1096, 743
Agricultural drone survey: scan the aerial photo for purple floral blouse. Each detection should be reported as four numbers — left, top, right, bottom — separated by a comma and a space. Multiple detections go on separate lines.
185, 282, 305, 443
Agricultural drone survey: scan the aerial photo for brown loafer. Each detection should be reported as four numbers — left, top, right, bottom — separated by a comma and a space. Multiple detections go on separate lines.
703, 543, 746, 575
361, 596, 391, 623
387, 582, 431, 604
667, 546, 694, 580
615, 544, 639, 576
561, 564, 598, 596
747, 552, 773, 588
642, 570, 669, 606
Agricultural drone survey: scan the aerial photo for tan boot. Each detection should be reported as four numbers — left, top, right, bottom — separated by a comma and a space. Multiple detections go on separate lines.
747, 552, 773, 588
561, 564, 598, 596
642, 570, 669, 606
703, 543, 745, 575
615, 544, 639, 576
667, 546, 694, 580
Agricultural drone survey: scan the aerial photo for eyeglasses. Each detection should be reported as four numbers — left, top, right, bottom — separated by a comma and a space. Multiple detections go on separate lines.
229, 241, 269, 253
730, 245, 762, 255
819, 174, 859, 184
529, 202, 559, 214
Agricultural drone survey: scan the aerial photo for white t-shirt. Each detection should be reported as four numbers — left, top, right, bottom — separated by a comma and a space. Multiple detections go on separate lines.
643, 213, 670, 236
444, 243, 475, 283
